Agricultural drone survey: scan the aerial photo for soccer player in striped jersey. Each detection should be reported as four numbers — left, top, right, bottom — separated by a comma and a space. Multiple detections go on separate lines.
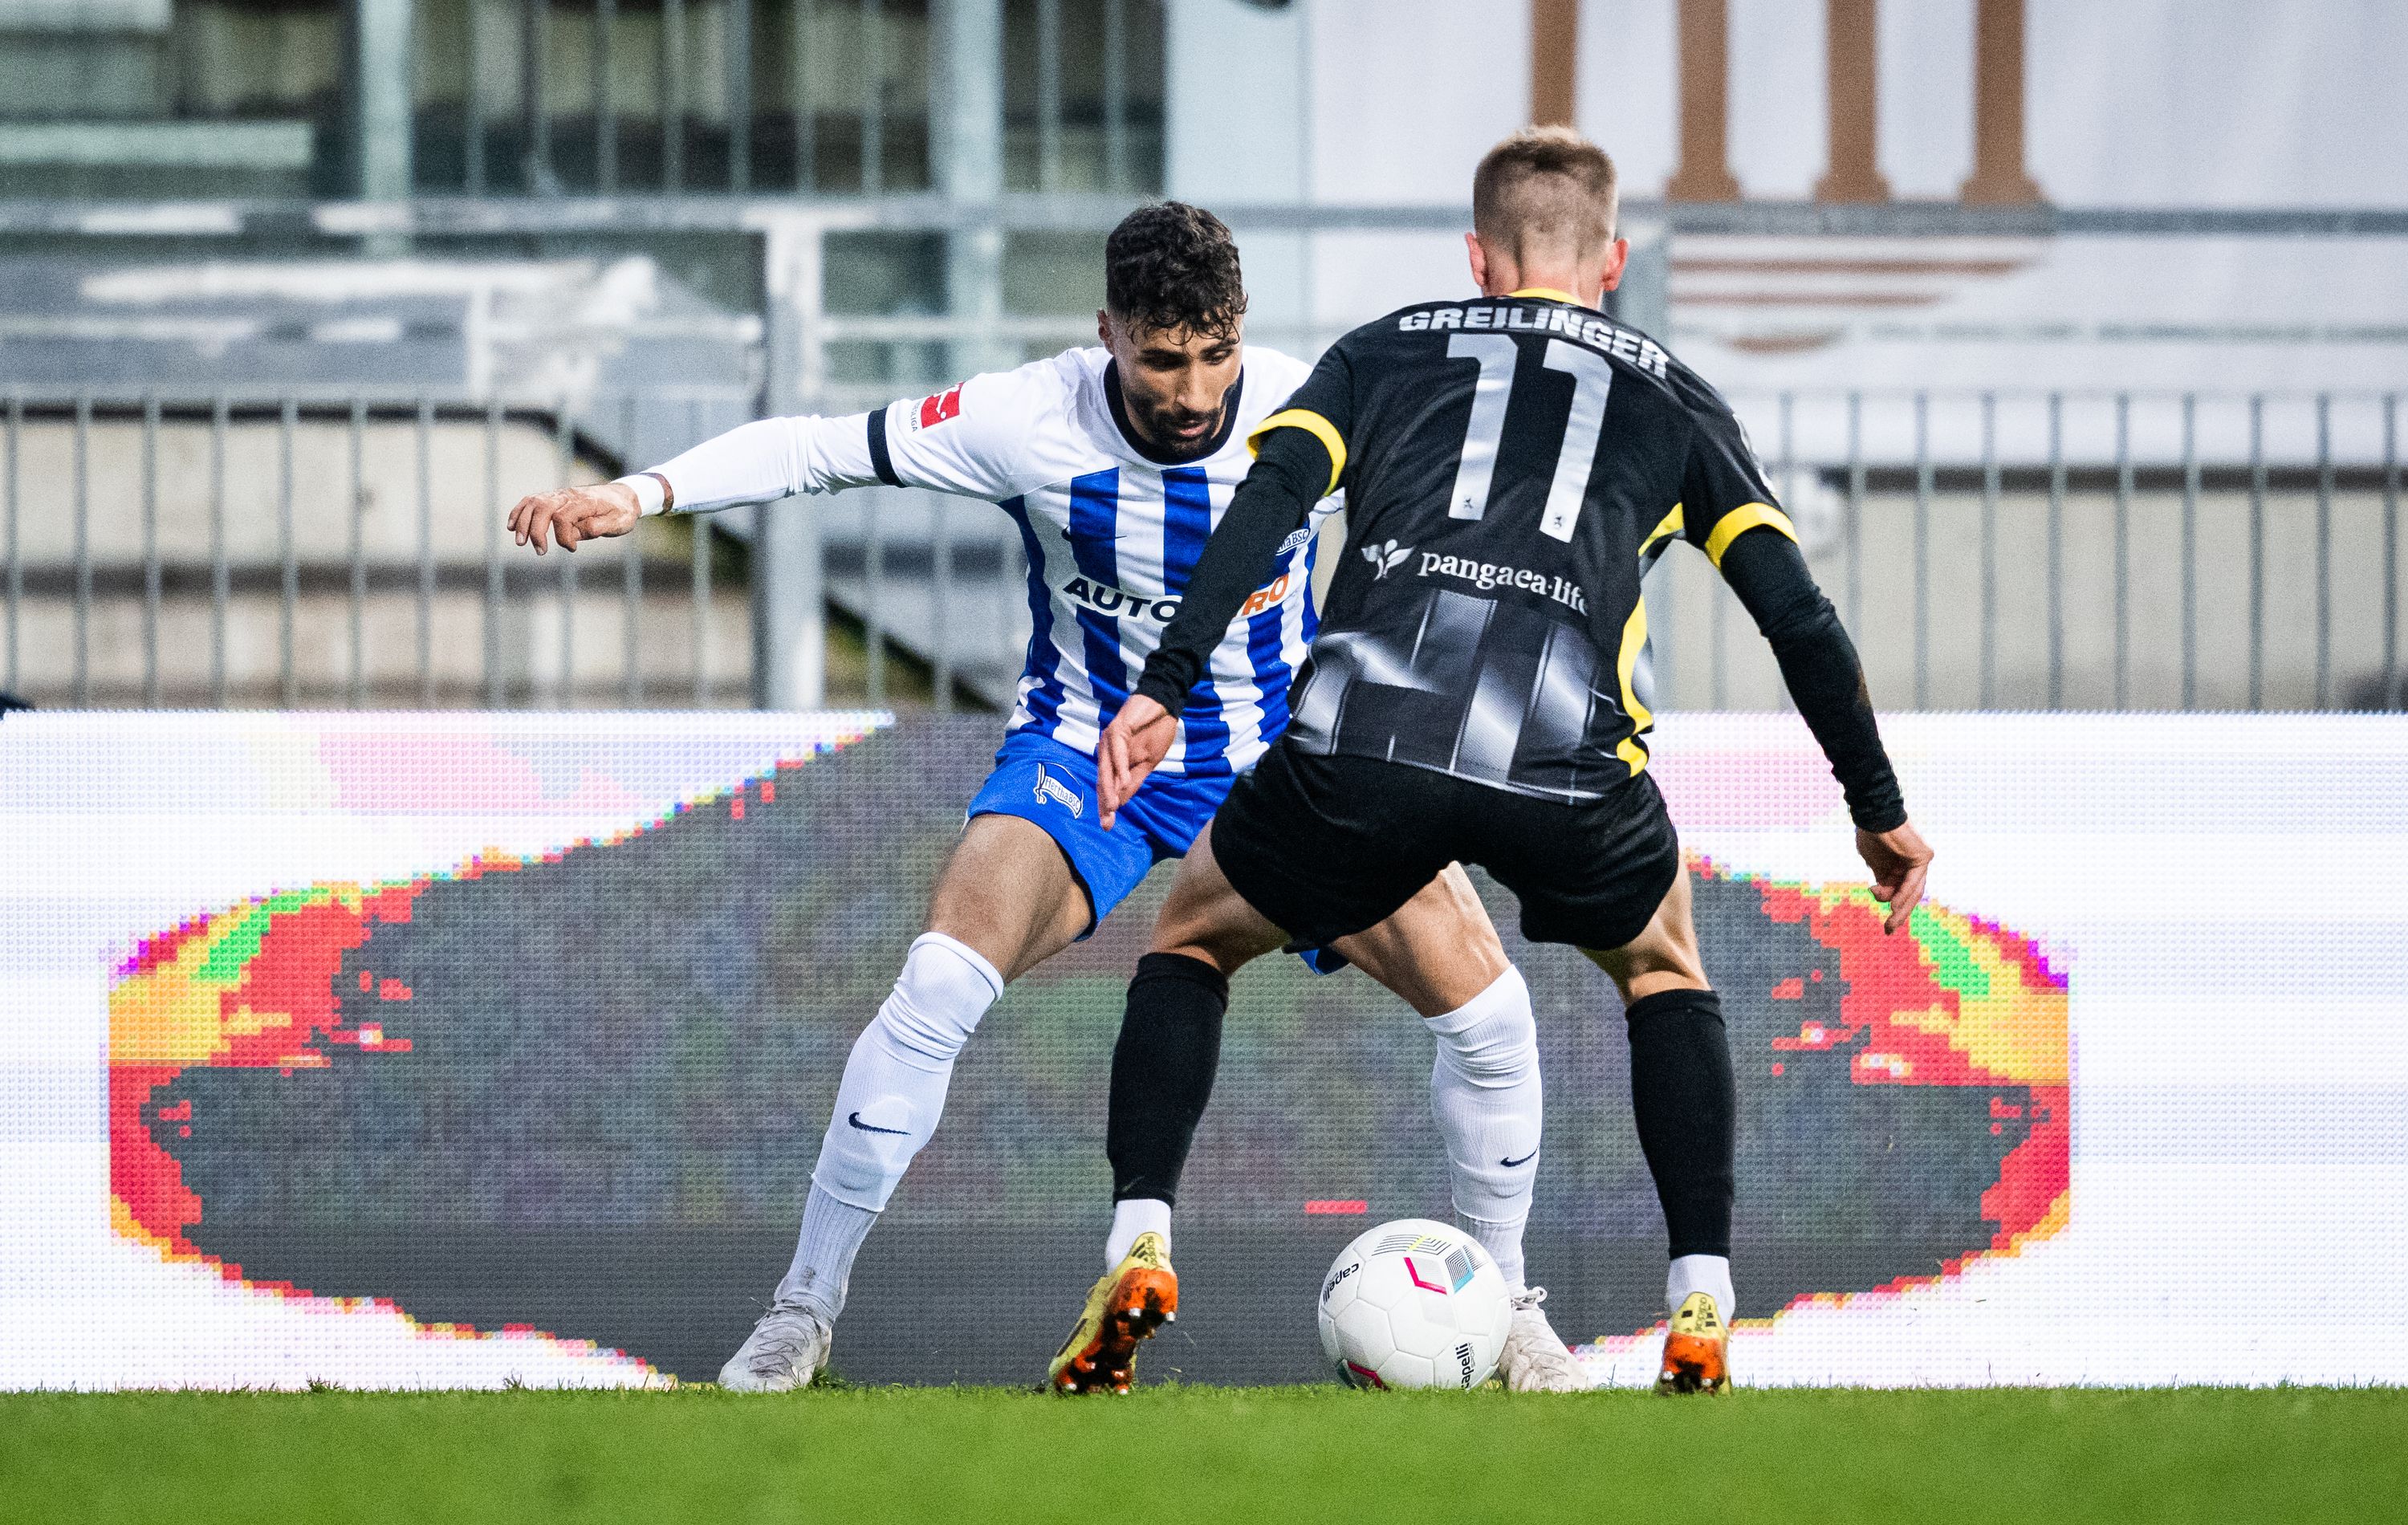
506, 204, 1583, 1395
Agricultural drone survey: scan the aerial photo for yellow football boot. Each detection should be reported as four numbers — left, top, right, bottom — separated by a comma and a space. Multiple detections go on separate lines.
1047, 1231, 1178, 1395
1655, 1291, 1731, 1395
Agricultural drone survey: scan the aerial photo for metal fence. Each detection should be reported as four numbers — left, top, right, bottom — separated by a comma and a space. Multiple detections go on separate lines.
1666, 388, 2406, 715
0, 391, 766, 710
2, 383, 2399, 714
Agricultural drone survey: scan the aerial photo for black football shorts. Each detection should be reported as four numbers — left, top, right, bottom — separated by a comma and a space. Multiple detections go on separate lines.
1209, 742, 1682, 953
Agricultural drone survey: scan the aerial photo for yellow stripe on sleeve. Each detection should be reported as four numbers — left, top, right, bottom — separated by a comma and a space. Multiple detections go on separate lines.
1246, 408, 1348, 497
1639, 503, 1685, 559
1702, 502, 1800, 568
1614, 596, 1653, 776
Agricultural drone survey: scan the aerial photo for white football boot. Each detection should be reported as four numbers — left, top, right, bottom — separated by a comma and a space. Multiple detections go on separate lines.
1498, 1287, 1591, 1393
717, 1299, 835, 1392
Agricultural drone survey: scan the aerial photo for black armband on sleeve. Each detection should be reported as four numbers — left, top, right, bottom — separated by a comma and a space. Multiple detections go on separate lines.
1133, 426, 1331, 716
864, 405, 901, 486
1715, 527, 1907, 832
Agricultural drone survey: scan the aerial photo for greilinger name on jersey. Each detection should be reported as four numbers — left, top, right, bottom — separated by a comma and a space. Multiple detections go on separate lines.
1397, 303, 1670, 379
1416, 551, 1589, 614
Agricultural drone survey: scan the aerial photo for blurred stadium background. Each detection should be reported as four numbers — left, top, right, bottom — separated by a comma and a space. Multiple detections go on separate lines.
4, 0, 2408, 1409
0, 0, 2399, 718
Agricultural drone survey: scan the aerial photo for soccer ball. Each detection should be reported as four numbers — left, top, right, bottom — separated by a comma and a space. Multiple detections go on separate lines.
1316, 1218, 1513, 1389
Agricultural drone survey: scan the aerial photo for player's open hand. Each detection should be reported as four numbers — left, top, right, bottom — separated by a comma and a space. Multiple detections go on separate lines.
509, 482, 640, 555
1096, 694, 1178, 829
1857, 819, 1934, 935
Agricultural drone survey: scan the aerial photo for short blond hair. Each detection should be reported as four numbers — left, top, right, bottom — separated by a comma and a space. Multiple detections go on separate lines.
1471, 126, 1620, 265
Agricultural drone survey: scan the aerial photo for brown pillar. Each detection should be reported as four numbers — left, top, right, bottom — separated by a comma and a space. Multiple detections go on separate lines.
1960, 0, 2043, 203
1666, 0, 1741, 201
1816, 0, 1891, 202
1530, 0, 1580, 127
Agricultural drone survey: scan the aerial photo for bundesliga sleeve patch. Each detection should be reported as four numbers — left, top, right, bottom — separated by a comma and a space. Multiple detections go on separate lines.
913, 383, 965, 431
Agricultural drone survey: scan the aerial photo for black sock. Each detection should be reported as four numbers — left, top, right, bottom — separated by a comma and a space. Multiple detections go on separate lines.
1105, 953, 1230, 1206
1625, 987, 1736, 1259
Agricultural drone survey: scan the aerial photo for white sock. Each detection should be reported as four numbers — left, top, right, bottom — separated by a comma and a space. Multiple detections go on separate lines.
1667, 1253, 1736, 1322
1104, 1198, 1172, 1269
1425, 966, 1541, 1292
775, 1185, 877, 1320
782, 933, 1003, 1317
1459, 1214, 1530, 1295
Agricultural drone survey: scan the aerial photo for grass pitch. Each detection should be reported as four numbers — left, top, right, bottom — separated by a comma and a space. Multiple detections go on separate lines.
3, 1385, 2401, 1523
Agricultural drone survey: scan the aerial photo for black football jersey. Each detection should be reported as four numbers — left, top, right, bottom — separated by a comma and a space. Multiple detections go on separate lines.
1251, 290, 1796, 803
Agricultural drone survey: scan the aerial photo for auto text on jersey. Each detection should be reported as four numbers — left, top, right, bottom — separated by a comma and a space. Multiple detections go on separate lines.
1061, 526, 1313, 621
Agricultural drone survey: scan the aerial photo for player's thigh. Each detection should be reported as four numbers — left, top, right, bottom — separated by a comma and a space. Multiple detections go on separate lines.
925, 812, 1093, 982
1581, 860, 1709, 1004
1333, 864, 1511, 1019
1147, 820, 1291, 976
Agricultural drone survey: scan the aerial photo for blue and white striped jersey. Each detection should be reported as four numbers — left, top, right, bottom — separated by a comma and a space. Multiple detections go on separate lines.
637, 344, 1335, 777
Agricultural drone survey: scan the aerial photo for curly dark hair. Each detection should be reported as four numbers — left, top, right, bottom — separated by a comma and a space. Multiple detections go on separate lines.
1104, 201, 1248, 344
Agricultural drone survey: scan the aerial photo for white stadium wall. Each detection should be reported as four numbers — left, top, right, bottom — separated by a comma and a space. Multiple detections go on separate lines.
1169, 0, 2408, 398
2, 710, 2402, 1389
1168, 0, 2408, 210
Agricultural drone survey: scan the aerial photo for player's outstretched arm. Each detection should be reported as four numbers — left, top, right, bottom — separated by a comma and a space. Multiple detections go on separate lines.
1099, 425, 1333, 824
512, 409, 825, 555
1716, 524, 1933, 934
513, 386, 1016, 556
510, 372, 1047, 557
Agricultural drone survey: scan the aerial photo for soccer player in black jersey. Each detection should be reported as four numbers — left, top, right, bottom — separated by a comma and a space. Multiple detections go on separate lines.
1093, 127, 1934, 1394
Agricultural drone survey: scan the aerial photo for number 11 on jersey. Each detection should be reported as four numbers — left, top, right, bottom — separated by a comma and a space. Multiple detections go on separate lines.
1443, 332, 1615, 543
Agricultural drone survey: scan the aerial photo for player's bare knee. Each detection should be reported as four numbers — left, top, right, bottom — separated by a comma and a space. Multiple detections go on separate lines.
1146, 844, 1286, 974
1148, 922, 1267, 978
1584, 864, 1707, 1000
1340, 865, 1509, 1016
1147, 878, 1284, 974
1583, 937, 1709, 1006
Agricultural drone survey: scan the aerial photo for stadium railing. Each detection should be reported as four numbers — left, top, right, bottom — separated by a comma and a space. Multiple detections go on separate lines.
0, 195, 2398, 715
2, 380, 2396, 715
1676, 388, 2404, 714
0, 391, 764, 710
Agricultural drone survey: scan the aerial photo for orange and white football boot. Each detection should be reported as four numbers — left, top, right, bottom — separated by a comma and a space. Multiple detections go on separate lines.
1655, 1291, 1731, 1395
1047, 1230, 1178, 1394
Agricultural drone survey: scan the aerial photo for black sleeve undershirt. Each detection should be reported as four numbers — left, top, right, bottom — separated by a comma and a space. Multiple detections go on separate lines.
1133, 425, 1332, 714
1715, 526, 1907, 832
